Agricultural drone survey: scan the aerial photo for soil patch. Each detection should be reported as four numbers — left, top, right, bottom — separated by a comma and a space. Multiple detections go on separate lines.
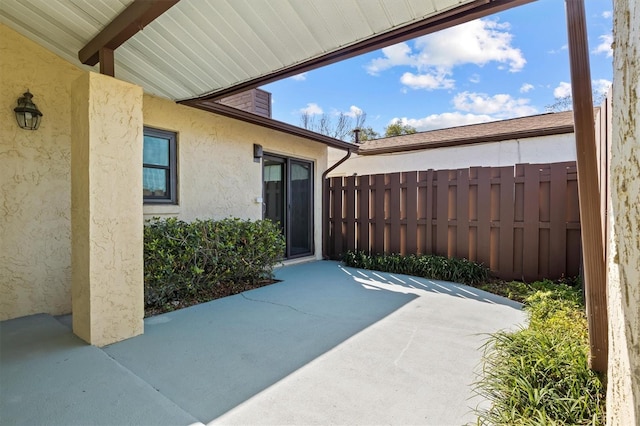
145, 279, 280, 317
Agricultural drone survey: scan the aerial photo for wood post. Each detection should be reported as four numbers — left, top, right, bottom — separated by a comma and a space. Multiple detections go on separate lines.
565, 0, 608, 372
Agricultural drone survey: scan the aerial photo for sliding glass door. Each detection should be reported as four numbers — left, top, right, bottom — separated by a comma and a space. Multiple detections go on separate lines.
263, 155, 313, 258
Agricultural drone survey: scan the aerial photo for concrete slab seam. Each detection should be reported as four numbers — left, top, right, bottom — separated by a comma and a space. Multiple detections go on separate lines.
98, 345, 200, 422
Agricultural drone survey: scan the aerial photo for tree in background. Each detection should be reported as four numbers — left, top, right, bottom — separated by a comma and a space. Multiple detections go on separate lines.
300, 111, 367, 142
384, 120, 417, 137
357, 126, 380, 141
545, 91, 607, 113
299, 112, 418, 142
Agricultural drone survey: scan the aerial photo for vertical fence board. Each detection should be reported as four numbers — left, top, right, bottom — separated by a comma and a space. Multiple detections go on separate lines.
345, 176, 357, 253
476, 167, 492, 266
523, 164, 541, 280
550, 163, 568, 278
499, 167, 515, 280
456, 169, 470, 259
389, 173, 401, 253
425, 170, 434, 253
406, 171, 418, 254
436, 170, 449, 256
332, 177, 344, 257
324, 177, 333, 259
374, 174, 385, 254
358, 175, 370, 253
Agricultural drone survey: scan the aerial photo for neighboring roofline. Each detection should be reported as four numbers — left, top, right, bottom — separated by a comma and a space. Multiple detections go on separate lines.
181, 99, 356, 151
358, 116, 576, 156
179, 0, 535, 103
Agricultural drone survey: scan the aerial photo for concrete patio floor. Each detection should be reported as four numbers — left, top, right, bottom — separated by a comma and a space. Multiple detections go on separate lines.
1, 260, 525, 425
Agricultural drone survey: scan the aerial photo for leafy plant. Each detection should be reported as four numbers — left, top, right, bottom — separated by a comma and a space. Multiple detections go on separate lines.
342, 251, 489, 285
144, 217, 285, 309
474, 285, 605, 425
477, 278, 582, 303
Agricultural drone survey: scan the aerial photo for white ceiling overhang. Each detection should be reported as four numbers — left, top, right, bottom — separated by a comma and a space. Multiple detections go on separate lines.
0, 0, 533, 103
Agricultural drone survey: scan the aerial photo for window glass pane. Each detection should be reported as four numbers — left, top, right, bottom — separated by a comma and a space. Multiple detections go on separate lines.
290, 161, 312, 256
143, 167, 168, 196
143, 136, 169, 166
291, 162, 310, 181
264, 163, 282, 182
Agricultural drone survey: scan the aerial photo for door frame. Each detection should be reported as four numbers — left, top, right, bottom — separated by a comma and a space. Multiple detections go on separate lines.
262, 153, 314, 259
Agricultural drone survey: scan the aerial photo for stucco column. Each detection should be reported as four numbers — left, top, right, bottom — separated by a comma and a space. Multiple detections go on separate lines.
71, 72, 144, 346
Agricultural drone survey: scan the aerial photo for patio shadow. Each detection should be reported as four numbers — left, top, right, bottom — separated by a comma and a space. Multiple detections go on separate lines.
102, 261, 419, 423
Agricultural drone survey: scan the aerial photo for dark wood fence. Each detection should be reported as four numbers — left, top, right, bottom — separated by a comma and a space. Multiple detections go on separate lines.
326, 162, 582, 281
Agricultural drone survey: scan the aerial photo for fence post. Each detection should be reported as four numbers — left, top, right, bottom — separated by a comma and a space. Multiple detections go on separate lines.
566, 0, 608, 372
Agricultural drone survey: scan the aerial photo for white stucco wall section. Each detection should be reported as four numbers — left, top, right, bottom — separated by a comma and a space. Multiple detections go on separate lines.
607, 1, 640, 423
327, 133, 576, 176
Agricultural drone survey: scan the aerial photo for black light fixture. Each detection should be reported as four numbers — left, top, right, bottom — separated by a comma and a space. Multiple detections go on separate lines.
253, 143, 263, 162
14, 90, 43, 130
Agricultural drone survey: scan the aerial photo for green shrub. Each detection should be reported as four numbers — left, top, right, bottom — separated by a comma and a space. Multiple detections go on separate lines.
478, 278, 582, 303
474, 285, 605, 425
342, 251, 489, 285
144, 217, 285, 308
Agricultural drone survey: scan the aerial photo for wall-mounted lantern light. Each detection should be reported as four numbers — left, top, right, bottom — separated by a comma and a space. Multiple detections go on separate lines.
254, 143, 263, 162
14, 90, 43, 130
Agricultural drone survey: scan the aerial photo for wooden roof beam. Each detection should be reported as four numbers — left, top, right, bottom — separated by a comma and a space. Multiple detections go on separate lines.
79, 0, 179, 67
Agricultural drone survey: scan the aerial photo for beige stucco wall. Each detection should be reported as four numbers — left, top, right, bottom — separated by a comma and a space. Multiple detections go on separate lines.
328, 133, 576, 177
143, 94, 328, 259
0, 24, 83, 320
71, 72, 144, 346
607, 1, 640, 423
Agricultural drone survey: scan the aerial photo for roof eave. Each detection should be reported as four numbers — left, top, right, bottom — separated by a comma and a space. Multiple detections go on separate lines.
181, 100, 356, 151
179, 0, 536, 103
357, 124, 575, 156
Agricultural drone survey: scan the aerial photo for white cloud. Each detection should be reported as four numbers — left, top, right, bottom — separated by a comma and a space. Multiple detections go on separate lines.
365, 18, 525, 90
592, 79, 612, 96
344, 105, 364, 118
453, 91, 537, 117
411, 19, 525, 72
392, 89, 538, 132
552, 79, 611, 99
300, 103, 323, 115
520, 83, 534, 93
400, 71, 455, 90
548, 44, 568, 54
469, 74, 481, 83
390, 113, 494, 132
366, 43, 416, 75
553, 81, 572, 98
602, 11, 612, 19
592, 34, 613, 57
290, 72, 308, 81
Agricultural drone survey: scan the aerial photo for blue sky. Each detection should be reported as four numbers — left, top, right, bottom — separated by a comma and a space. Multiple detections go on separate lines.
262, 0, 613, 137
